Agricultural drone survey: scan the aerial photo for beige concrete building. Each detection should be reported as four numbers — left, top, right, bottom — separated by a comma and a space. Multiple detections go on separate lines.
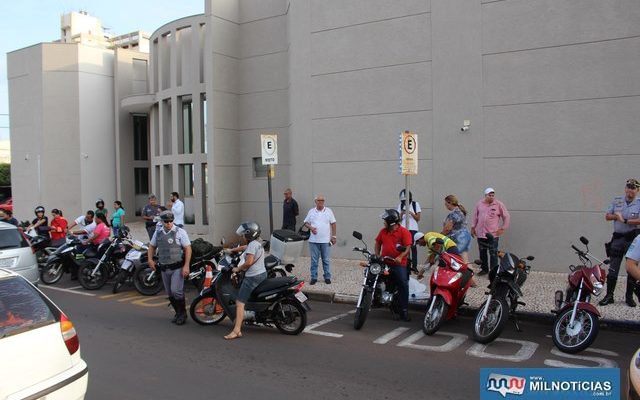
8, 1, 640, 270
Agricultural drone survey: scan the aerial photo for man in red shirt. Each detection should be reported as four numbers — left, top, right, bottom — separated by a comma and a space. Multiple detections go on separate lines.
48, 209, 68, 246
375, 209, 412, 321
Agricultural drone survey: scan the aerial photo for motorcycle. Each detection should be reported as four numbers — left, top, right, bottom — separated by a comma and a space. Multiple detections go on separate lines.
78, 229, 131, 290
551, 236, 607, 354
422, 238, 475, 335
351, 231, 404, 330
190, 259, 309, 335
27, 230, 58, 269
472, 237, 534, 343
111, 236, 151, 294
40, 235, 93, 284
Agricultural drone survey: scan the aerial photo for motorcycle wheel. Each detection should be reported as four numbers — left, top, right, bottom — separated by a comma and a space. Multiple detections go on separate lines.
112, 270, 128, 294
133, 264, 164, 296
472, 297, 509, 344
423, 295, 449, 336
354, 288, 373, 330
273, 298, 307, 335
189, 294, 226, 325
40, 261, 65, 285
79, 263, 108, 290
552, 308, 599, 354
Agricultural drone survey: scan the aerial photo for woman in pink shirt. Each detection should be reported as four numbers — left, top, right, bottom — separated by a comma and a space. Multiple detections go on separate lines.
471, 187, 510, 276
85, 214, 111, 246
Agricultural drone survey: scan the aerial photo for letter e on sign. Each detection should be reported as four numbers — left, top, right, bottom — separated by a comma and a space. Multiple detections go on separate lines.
400, 131, 418, 175
261, 133, 278, 165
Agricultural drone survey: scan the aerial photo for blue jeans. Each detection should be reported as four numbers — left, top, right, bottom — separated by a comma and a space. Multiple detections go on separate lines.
390, 265, 409, 312
309, 242, 331, 280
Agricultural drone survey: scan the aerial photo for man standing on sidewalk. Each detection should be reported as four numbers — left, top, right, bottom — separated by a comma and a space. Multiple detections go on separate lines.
303, 194, 337, 285
471, 187, 510, 276
142, 194, 163, 240
600, 178, 640, 307
282, 188, 299, 231
170, 192, 185, 228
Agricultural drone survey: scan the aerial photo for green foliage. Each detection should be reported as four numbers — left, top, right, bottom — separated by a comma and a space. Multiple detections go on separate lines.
0, 163, 10, 186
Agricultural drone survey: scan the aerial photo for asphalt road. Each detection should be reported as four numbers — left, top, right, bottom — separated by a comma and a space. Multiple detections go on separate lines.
40, 282, 638, 400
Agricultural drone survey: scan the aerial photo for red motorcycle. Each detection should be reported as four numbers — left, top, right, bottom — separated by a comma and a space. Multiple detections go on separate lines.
422, 241, 475, 335
552, 236, 607, 353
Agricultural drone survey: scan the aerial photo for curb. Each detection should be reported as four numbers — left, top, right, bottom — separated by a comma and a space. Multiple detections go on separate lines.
308, 290, 640, 332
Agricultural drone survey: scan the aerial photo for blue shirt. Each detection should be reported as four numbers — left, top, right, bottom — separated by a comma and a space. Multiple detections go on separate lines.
626, 234, 640, 262
607, 196, 640, 234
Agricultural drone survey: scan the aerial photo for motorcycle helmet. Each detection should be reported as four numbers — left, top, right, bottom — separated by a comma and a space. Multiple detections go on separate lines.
34, 206, 45, 215
236, 221, 261, 241
399, 189, 413, 202
96, 198, 104, 208
159, 210, 174, 223
380, 209, 400, 226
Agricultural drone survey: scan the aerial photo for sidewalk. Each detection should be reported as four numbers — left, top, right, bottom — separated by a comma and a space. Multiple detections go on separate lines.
126, 222, 640, 328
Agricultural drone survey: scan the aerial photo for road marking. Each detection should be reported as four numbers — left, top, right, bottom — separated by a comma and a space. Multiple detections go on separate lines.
466, 338, 538, 362
397, 331, 467, 352
304, 310, 356, 338
40, 286, 96, 297
131, 296, 170, 307
373, 327, 411, 344
544, 348, 618, 368
117, 294, 143, 302
67, 286, 84, 290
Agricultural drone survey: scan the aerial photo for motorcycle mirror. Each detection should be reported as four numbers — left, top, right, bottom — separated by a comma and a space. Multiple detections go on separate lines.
352, 231, 362, 240
526, 256, 535, 261
569, 264, 577, 272
579, 236, 589, 245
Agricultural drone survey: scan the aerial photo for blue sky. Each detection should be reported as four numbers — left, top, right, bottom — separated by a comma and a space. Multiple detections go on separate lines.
0, 0, 204, 141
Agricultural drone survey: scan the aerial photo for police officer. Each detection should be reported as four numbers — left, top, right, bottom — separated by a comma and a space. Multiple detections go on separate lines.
600, 178, 640, 307
148, 210, 192, 324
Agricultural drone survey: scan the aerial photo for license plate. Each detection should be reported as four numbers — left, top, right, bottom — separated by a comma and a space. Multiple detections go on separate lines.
0, 257, 17, 268
126, 250, 141, 260
294, 291, 308, 303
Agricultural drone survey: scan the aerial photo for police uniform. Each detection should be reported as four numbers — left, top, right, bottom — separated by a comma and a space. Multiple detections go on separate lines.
600, 195, 640, 305
151, 225, 191, 323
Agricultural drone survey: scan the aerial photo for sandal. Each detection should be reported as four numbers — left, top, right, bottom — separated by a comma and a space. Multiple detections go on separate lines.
224, 331, 243, 340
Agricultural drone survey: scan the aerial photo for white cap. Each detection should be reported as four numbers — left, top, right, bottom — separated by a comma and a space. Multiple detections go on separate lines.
413, 232, 425, 242
484, 187, 495, 195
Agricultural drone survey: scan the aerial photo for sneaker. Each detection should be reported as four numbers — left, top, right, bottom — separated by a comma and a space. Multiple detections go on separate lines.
477, 270, 488, 276
309, 279, 317, 285
324, 279, 331, 284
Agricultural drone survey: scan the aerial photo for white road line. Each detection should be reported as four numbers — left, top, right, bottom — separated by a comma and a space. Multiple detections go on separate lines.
584, 348, 619, 357
304, 310, 355, 338
40, 286, 96, 297
373, 327, 410, 344
397, 331, 468, 352
544, 348, 618, 368
466, 338, 539, 362
67, 286, 84, 290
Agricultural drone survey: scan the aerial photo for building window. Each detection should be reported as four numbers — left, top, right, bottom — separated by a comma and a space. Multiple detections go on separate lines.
179, 163, 194, 197
200, 94, 207, 154
253, 157, 268, 179
201, 163, 208, 225
181, 100, 193, 154
134, 168, 149, 194
133, 115, 148, 161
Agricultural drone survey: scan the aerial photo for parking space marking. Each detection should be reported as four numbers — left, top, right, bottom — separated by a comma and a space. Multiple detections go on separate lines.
131, 296, 169, 307
373, 327, 411, 344
67, 286, 83, 290
40, 286, 96, 297
544, 348, 618, 368
397, 331, 467, 352
466, 338, 539, 362
304, 310, 355, 338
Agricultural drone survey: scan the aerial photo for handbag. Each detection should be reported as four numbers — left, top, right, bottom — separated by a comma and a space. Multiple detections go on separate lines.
298, 225, 311, 240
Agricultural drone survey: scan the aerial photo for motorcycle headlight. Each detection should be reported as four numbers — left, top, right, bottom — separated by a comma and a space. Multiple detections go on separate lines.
450, 259, 462, 271
591, 276, 604, 296
369, 263, 382, 275
448, 272, 462, 285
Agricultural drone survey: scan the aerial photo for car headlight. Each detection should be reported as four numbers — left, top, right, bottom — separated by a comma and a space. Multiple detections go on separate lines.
369, 263, 382, 275
448, 272, 462, 285
450, 259, 461, 271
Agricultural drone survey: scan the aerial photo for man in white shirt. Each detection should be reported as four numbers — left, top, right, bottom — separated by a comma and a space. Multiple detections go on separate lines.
170, 192, 185, 227
67, 210, 97, 238
303, 194, 337, 285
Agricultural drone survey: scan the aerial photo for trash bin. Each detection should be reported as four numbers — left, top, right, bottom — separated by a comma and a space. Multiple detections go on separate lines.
270, 229, 305, 264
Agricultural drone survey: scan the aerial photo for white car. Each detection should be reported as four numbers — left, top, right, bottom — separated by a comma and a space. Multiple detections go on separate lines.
0, 221, 39, 285
630, 347, 640, 400
0, 269, 88, 399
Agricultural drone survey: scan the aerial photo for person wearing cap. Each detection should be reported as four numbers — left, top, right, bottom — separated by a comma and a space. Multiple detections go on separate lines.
600, 178, 640, 307
471, 188, 510, 276
148, 210, 192, 325
375, 209, 412, 321
414, 232, 477, 287
396, 189, 422, 275
142, 194, 163, 240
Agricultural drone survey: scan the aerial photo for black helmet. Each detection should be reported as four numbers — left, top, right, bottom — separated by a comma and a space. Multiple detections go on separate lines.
159, 210, 174, 222
96, 198, 104, 207
236, 221, 261, 241
381, 209, 400, 225
34, 206, 45, 215
399, 189, 413, 202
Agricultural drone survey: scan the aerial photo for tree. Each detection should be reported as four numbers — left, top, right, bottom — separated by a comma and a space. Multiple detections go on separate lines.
0, 163, 10, 186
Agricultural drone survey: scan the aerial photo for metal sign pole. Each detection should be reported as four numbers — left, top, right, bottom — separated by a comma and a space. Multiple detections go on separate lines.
405, 175, 410, 230
267, 164, 274, 235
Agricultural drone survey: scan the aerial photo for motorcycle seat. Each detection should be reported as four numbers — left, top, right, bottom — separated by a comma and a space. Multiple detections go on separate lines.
264, 254, 279, 269
253, 276, 296, 294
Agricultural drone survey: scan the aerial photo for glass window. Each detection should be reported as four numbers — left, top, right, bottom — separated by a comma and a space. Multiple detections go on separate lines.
133, 115, 148, 161
253, 157, 268, 179
0, 277, 57, 339
181, 101, 193, 154
179, 164, 194, 197
134, 168, 149, 195
0, 229, 29, 250
201, 163, 208, 225
200, 95, 207, 154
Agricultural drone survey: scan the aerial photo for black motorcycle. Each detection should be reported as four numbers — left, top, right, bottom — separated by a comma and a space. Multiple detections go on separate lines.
29, 233, 58, 269
352, 231, 404, 330
472, 235, 534, 344
41, 235, 94, 284
190, 262, 309, 335
78, 229, 131, 290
